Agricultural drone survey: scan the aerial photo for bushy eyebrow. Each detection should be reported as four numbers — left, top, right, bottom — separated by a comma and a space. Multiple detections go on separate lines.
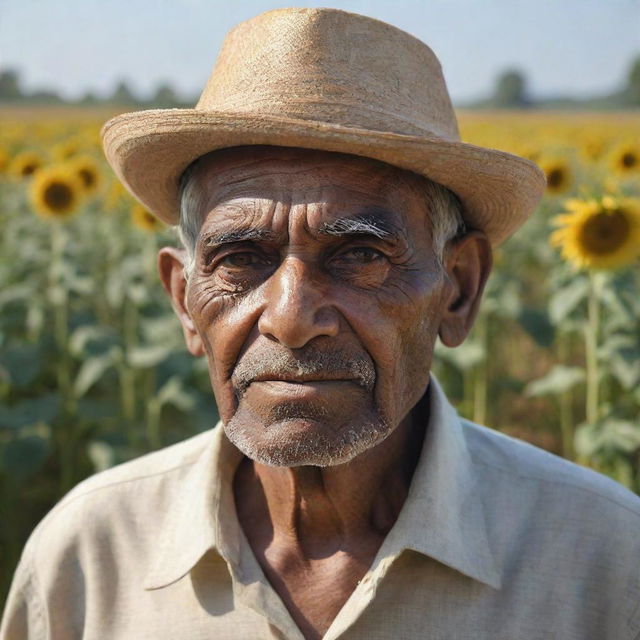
199, 211, 399, 250
201, 228, 273, 248
318, 213, 396, 239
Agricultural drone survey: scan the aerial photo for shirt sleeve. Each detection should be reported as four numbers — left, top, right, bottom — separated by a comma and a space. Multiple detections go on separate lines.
0, 551, 46, 640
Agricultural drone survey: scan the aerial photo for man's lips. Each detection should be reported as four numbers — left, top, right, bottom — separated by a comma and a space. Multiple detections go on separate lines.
231, 346, 377, 394
245, 378, 363, 401
249, 373, 360, 385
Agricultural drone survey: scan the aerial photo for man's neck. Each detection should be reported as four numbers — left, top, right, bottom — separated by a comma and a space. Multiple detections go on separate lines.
232, 397, 428, 640
233, 398, 428, 558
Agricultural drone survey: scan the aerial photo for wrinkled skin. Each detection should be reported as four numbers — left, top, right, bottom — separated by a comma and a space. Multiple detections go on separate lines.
159, 146, 492, 640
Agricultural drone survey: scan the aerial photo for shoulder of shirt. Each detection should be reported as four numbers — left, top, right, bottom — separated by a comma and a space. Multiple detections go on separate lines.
461, 418, 640, 518
61, 427, 216, 502
20, 428, 217, 556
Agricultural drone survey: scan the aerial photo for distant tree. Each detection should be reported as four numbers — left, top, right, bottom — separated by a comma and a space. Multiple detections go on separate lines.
110, 80, 137, 105
0, 69, 22, 101
491, 69, 530, 108
78, 90, 99, 106
30, 89, 64, 104
623, 55, 640, 106
152, 83, 179, 106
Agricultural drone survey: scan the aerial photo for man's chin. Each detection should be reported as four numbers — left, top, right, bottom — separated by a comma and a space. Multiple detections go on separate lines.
223, 410, 392, 468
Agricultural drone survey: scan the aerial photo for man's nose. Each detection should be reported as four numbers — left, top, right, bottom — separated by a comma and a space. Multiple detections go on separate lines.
258, 257, 340, 348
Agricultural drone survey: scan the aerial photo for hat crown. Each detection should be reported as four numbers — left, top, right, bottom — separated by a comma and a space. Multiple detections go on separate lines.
196, 8, 460, 140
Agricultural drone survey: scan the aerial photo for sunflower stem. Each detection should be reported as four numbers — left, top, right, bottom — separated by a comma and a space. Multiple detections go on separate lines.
463, 368, 474, 419
585, 272, 602, 426
473, 313, 489, 425
146, 398, 162, 450
92, 213, 111, 325
144, 367, 160, 449
49, 224, 76, 491
143, 232, 157, 288
120, 292, 140, 447
557, 330, 575, 460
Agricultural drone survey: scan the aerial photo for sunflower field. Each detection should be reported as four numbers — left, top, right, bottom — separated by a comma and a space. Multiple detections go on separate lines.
1, 108, 640, 600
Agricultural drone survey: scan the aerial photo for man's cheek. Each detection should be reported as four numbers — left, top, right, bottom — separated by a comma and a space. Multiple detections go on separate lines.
188, 282, 255, 349
206, 363, 238, 421
192, 292, 264, 400
187, 278, 231, 323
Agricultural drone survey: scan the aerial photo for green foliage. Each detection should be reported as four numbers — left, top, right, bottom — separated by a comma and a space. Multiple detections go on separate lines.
434, 185, 640, 493
0, 186, 218, 602
525, 365, 585, 397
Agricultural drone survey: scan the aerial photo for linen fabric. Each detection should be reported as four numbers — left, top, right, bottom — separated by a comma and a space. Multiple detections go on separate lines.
2, 377, 640, 639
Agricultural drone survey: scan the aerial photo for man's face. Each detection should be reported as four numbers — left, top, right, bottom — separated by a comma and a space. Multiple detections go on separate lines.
170, 147, 460, 467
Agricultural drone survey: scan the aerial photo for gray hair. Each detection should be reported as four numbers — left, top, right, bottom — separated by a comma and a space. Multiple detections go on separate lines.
176, 155, 466, 279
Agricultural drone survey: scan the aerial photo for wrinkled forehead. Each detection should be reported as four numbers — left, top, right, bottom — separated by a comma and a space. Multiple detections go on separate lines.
186, 145, 431, 227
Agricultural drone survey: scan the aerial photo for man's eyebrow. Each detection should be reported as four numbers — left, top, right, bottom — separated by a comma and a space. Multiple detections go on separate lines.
318, 213, 397, 239
199, 212, 398, 248
201, 228, 273, 248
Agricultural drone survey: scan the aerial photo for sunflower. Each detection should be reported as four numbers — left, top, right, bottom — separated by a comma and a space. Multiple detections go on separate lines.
607, 142, 639, 175
8, 150, 45, 179
550, 196, 640, 270
539, 157, 573, 195
68, 155, 102, 196
131, 202, 165, 232
29, 165, 84, 221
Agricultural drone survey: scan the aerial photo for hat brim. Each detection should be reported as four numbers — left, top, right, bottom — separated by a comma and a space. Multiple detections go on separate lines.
102, 109, 546, 246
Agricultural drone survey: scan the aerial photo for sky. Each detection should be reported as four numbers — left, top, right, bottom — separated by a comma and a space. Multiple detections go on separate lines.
1, 0, 639, 104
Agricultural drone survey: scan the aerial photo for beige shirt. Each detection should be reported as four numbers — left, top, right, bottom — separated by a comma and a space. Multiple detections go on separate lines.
2, 377, 640, 640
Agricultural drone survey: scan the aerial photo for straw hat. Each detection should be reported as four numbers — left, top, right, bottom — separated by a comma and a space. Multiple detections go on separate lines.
102, 8, 545, 245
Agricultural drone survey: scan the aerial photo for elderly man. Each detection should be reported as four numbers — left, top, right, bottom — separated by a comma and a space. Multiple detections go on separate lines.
3, 8, 640, 640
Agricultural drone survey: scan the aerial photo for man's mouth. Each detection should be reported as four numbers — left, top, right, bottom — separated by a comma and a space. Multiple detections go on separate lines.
231, 345, 377, 396
250, 373, 360, 385
244, 377, 364, 402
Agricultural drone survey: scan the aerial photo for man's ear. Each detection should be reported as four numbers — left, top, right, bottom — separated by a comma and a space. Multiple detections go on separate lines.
157, 246, 205, 357
438, 231, 493, 348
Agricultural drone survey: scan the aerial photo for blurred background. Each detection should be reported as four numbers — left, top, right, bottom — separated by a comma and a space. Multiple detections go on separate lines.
1, 0, 639, 604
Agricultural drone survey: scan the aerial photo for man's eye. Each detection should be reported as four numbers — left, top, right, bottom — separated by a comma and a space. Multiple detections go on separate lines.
339, 247, 385, 264
219, 252, 271, 269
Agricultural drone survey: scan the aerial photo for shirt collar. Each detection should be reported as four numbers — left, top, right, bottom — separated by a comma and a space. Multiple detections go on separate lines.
143, 425, 243, 590
144, 375, 501, 590
381, 375, 502, 589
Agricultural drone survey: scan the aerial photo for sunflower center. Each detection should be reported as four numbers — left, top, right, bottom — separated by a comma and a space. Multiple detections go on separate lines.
79, 168, 95, 188
44, 182, 73, 211
547, 168, 565, 188
621, 152, 637, 169
22, 163, 38, 177
579, 210, 630, 255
